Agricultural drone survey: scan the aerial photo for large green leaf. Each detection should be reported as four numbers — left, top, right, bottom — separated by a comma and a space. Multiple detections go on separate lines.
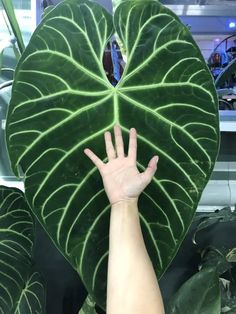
6, 0, 219, 308
167, 267, 221, 314
0, 186, 45, 313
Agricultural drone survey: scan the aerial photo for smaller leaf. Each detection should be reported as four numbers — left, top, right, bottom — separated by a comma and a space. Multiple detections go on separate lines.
1, 0, 25, 54
0, 186, 45, 313
0, 36, 15, 71
167, 267, 221, 314
220, 278, 236, 313
226, 248, 236, 263
215, 59, 236, 88
193, 207, 236, 244
79, 295, 97, 314
200, 246, 231, 276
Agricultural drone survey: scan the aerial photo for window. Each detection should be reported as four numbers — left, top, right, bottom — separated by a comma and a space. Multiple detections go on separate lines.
0, 0, 35, 188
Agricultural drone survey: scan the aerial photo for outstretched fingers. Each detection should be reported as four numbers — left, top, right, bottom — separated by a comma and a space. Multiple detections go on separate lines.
128, 128, 137, 161
104, 131, 116, 161
141, 155, 159, 184
84, 148, 104, 170
114, 125, 124, 157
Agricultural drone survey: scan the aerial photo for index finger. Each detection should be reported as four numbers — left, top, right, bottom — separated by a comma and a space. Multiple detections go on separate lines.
128, 128, 137, 161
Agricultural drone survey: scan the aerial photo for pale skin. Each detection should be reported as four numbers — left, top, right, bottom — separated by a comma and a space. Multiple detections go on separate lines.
84, 125, 165, 314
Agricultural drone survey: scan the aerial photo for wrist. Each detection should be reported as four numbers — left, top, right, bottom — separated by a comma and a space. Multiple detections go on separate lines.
111, 198, 138, 210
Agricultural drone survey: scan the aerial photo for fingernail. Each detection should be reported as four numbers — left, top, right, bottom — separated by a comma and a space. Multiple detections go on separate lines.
155, 156, 159, 163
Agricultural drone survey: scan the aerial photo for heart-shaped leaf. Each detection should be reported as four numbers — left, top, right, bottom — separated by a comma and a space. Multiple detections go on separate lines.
6, 0, 219, 308
0, 186, 45, 313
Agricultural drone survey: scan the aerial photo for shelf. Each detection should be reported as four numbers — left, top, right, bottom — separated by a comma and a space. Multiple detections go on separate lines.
220, 111, 236, 132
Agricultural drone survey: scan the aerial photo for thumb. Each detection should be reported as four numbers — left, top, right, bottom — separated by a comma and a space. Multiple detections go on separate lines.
140, 155, 159, 185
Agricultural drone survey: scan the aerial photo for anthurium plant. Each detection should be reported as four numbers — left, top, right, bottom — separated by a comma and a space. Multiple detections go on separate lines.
167, 206, 236, 314
0, 186, 45, 313
167, 266, 221, 314
5, 0, 219, 309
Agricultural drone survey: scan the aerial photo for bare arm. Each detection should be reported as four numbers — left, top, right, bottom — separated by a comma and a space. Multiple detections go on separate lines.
84, 126, 165, 314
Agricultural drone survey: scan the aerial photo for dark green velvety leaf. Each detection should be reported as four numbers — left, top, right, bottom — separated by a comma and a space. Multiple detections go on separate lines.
0, 186, 45, 313
167, 267, 221, 314
6, 0, 219, 308
193, 207, 236, 244
15, 272, 45, 314
200, 247, 232, 276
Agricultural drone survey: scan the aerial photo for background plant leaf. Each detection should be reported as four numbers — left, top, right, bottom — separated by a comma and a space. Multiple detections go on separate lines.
1, 0, 25, 54
226, 248, 236, 263
193, 207, 236, 244
220, 278, 236, 313
6, 0, 219, 308
78, 295, 97, 314
167, 267, 221, 314
215, 59, 236, 88
0, 186, 45, 313
0, 36, 16, 72
199, 246, 232, 276
14, 272, 45, 314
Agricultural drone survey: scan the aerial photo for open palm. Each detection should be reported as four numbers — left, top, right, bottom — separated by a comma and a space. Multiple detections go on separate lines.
84, 126, 159, 205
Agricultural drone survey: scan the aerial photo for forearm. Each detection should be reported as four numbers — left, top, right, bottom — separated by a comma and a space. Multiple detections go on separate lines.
106, 199, 165, 314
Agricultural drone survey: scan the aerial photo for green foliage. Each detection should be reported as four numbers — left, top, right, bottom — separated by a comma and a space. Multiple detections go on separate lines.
220, 277, 236, 313
167, 267, 221, 314
79, 295, 97, 314
6, 0, 219, 308
169, 207, 236, 314
0, 38, 16, 74
0, 186, 45, 313
200, 246, 232, 276
42, 5, 55, 19
215, 59, 236, 88
0, 0, 25, 54
193, 207, 236, 244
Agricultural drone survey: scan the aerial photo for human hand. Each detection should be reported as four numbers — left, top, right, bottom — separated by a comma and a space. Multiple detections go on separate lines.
84, 126, 159, 206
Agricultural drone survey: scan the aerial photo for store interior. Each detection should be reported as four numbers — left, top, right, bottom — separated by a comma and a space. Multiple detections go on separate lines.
0, 0, 236, 313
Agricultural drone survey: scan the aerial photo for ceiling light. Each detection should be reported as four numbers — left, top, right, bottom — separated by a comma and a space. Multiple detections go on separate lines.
229, 22, 236, 28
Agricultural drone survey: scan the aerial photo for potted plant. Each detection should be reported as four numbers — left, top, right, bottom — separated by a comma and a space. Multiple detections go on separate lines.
1, 0, 219, 311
